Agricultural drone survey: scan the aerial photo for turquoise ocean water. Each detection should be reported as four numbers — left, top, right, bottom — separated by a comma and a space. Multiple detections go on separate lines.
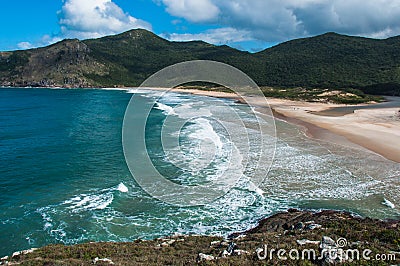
0, 88, 399, 256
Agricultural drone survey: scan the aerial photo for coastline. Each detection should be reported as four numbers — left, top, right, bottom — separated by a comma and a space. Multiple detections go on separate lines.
265, 98, 400, 163
3, 86, 399, 162
2, 87, 399, 264
149, 87, 400, 163
3, 209, 399, 265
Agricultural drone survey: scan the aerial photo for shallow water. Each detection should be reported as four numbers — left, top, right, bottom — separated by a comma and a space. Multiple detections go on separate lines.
0, 88, 399, 256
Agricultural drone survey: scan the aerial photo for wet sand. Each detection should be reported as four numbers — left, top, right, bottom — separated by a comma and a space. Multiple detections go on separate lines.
264, 98, 400, 163
270, 108, 367, 149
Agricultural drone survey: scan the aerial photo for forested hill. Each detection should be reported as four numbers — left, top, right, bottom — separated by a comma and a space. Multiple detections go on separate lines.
255, 32, 400, 95
0, 29, 399, 95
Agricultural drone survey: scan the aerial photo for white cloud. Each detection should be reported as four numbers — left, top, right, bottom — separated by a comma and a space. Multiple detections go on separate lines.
171, 19, 182, 25
15, 0, 400, 51
16, 35, 64, 50
16, 0, 152, 50
161, 0, 219, 23
40, 35, 63, 46
161, 0, 400, 42
17, 42, 34, 50
58, 0, 152, 39
366, 28, 397, 39
161, 27, 252, 44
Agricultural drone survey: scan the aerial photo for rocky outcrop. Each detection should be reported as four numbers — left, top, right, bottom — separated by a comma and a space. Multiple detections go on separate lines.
1, 209, 399, 265
0, 39, 108, 88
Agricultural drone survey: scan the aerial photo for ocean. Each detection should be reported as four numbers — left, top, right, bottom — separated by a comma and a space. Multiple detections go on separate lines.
0, 87, 399, 256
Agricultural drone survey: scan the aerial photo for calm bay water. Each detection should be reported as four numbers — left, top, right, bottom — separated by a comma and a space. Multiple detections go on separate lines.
0, 88, 399, 256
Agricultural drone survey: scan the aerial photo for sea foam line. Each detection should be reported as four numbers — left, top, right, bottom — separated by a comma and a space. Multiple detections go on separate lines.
154, 102, 176, 115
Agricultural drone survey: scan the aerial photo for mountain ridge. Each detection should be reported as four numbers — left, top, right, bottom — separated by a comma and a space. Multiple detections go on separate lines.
1, 29, 399, 95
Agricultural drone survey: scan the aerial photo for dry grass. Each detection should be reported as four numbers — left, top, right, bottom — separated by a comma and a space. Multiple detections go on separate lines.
3, 210, 399, 265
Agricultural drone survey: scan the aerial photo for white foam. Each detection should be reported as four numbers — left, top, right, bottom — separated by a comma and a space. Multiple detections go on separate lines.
63, 196, 81, 204
44, 222, 52, 229
89, 195, 114, 210
246, 180, 265, 196
29, 90, 400, 247
126, 88, 156, 94
63, 192, 114, 211
157, 93, 190, 104
117, 183, 129, 193
189, 118, 223, 150
382, 198, 395, 209
154, 102, 176, 115
174, 103, 212, 119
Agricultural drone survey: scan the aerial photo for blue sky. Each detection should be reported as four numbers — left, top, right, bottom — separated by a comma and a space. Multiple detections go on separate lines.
1, 0, 400, 52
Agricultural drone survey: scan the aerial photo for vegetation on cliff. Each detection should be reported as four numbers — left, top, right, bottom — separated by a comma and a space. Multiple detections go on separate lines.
2, 210, 399, 265
1, 30, 399, 97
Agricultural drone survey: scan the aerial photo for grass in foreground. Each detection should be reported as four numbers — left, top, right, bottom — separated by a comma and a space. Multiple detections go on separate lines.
2, 209, 399, 265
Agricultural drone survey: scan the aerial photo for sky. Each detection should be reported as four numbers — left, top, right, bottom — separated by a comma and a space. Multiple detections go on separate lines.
1, 0, 400, 52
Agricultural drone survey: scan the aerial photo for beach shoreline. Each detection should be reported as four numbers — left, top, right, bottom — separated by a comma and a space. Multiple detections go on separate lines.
3, 209, 399, 265
147, 87, 400, 163
3, 86, 399, 162
1, 87, 399, 263
265, 97, 400, 163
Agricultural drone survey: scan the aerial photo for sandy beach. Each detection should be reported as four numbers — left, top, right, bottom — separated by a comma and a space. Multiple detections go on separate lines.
149, 87, 400, 163
266, 98, 400, 163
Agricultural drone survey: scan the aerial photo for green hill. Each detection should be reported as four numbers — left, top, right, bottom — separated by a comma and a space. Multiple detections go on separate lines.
1, 29, 399, 95
256, 32, 400, 94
